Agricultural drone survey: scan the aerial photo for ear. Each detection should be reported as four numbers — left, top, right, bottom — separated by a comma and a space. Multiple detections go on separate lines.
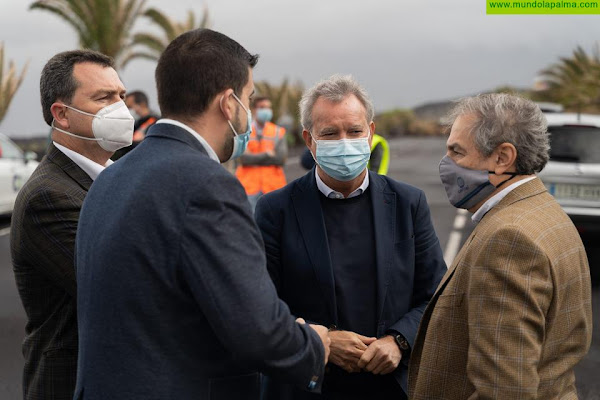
50, 102, 69, 129
492, 142, 518, 174
368, 121, 375, 147
302, 130, 313, 149
218, 88, 236, 121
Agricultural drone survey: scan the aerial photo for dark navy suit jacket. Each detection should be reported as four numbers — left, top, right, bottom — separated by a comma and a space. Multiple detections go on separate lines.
74, 123, 325, 400
255, 169, 446, 394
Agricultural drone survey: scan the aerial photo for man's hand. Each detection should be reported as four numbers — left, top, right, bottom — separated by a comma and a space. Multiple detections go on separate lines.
329, 330, 377, 373
297, 319, 331, 365
309, 324, 331, 364
357, 335, 401, 375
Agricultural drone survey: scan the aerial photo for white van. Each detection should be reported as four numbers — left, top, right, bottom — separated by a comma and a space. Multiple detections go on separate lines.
0, 133, 39, 215
538, 113, 600, 233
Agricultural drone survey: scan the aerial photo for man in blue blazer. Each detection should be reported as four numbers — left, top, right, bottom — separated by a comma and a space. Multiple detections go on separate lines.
74, 29, 329, 400
256, 75, 446, 399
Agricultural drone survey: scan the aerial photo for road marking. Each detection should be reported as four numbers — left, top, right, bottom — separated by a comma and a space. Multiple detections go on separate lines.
0, 227, 10, 237
444, 209, 468, 266
453, 210, 468, 230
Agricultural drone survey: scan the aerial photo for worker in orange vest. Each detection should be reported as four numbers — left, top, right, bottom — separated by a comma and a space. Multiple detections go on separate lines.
235, 96, 288, 211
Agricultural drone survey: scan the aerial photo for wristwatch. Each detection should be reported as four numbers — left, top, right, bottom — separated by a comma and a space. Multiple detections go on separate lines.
392, 333, 410, 352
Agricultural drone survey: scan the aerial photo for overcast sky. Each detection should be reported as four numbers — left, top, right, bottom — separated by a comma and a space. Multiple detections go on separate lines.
1, 0, 599, 137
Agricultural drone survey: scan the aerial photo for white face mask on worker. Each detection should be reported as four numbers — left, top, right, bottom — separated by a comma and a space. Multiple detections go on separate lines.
52, 100, 134, 152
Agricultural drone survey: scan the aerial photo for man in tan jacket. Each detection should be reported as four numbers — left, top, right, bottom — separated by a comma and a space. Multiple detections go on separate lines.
409, 93, 592, 399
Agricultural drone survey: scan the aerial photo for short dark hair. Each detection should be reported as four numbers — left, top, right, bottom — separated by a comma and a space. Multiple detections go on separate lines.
252, 96, 271, 108
40, 50, 114, 126
125, 91, 149, 106
156, 29, 258, 120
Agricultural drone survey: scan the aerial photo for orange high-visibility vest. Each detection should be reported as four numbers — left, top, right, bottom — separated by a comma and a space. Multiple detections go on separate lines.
235, 121, 287, 195
132, 116, 158, 142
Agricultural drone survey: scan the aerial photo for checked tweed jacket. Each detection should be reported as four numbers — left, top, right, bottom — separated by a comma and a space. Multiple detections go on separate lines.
408, 177, 592, 400
11, 144, 92, 400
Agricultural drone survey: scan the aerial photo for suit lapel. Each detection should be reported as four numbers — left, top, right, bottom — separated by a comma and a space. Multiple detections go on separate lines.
411, 227, 476, 385
370, 173, 396, 323
432, 229, 475, 298
292, 170, 337, 324
46, 144, 93, 192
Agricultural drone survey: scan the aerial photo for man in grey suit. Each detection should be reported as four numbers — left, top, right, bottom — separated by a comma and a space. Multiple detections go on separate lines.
74, 29, 330, 400
10, 50, 133, 400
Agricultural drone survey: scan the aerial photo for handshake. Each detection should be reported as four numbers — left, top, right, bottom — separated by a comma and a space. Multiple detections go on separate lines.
298, 318, 402, 375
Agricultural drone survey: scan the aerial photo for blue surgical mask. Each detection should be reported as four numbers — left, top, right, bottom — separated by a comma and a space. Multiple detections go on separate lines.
310, 133, 371, 181
226, 93, 252, 161
255, 108, 273, 123
439, 155, 518, 209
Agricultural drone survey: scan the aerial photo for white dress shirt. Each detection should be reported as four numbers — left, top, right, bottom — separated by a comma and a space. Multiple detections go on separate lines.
53, 142, 113, 181
315, 168, 370, 199
155, 119, 220, 163
472, 176, 537, 223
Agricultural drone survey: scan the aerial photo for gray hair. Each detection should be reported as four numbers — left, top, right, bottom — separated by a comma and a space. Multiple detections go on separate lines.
299, 74, 374, 132
445, 93, 550, 174
40, 50, 114, 126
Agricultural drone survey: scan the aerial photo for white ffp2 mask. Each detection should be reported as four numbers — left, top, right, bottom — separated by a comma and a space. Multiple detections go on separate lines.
52, 100, 134, 152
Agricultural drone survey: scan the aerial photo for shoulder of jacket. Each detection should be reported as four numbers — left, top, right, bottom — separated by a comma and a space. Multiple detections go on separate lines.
22, 160, 77, 193
15, 172, 83, 218
260, 178, 301, 207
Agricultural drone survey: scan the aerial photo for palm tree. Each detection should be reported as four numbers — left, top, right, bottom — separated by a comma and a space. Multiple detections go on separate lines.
0, 43, 28, 124
29, 0, 146, 69
285, 81, 304, 129
255, 79, 291, 124
122, 6, 211, 66
540, 45, 600, 113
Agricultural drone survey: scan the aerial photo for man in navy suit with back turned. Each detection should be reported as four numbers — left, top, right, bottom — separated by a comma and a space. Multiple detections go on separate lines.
256, 75, 447, 399
74, 29, 330, 400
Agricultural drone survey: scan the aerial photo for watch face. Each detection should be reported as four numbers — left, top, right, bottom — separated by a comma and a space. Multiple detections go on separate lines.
396, 335, 409, 350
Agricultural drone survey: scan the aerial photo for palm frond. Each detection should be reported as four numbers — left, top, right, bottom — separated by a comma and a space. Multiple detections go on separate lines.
199, 4, 211, 28
119, 50, 158, 69
143, 7, 176, 40
0, 43, 28, 124
30, 0, 146, 68
131, 32, 166, 53
539, 44, 600, 111
30, 2, 89, 42
186, 10, 195, 29
0, 42, 4, 83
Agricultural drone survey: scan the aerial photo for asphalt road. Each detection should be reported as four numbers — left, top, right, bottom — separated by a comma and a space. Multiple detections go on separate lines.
0, 137, 598, 398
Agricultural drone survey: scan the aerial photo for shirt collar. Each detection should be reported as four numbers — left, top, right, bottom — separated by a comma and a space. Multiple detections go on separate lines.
315, 168, 370, 199
155, 118, 220, 163
53, 142, 113, 181
472, 176, 536, 223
